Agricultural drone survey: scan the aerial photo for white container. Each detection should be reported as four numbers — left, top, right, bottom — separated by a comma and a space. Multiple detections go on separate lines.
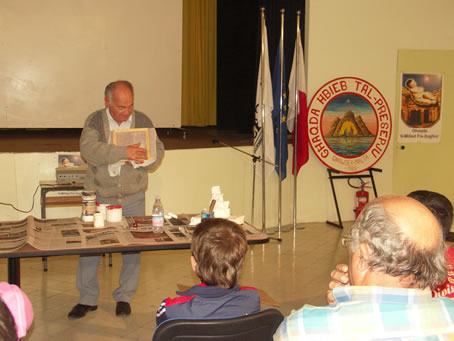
93, 213, 105, 228
106, 205, 122, 223
96, 204, 108, 220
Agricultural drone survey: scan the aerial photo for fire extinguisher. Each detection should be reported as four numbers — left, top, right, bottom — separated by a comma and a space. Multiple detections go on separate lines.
354, 180, 369, 219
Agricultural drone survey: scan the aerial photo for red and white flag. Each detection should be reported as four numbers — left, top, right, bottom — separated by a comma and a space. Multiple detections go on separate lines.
287, 25, 309, 175
253, 24, 275, 178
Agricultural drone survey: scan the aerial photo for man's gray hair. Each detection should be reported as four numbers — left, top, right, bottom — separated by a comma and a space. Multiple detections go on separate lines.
104, 80, 134, 102
350, 200, 447, 289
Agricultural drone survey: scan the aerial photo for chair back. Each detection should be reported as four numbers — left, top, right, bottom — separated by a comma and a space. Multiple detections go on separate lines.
152, 308, 284, 341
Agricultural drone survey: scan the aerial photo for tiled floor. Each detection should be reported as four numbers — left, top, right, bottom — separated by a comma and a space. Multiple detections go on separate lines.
5, 222, 350, 340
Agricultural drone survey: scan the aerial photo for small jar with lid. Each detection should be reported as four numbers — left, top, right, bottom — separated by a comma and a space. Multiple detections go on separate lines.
81, 191, 97, 222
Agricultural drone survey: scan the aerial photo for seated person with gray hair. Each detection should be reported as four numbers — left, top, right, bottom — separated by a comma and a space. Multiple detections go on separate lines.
327, 190, 454, 303
274, 196, 454, 340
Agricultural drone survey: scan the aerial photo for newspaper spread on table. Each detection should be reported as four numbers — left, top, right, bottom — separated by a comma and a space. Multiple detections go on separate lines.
0, 215, 265, 252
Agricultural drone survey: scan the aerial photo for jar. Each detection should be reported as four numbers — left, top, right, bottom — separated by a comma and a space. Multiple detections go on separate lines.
81, 191, 96, 222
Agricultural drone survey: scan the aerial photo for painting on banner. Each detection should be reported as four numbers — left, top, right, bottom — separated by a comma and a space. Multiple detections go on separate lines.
399, 73, 443, 143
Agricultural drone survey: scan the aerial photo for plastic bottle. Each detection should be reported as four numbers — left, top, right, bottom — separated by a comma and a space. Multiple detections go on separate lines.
152, 196, 164, 233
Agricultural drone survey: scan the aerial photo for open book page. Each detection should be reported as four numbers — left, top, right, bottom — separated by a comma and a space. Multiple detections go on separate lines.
112, 128, 157, 163
0, 217, 30, 251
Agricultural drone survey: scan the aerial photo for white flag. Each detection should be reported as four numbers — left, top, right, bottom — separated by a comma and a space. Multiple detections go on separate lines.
253, 24, 275, 178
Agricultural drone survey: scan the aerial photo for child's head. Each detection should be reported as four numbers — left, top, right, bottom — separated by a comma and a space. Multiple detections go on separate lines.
191, 218, 247, 289
0, 298, 17, 341
0, 282, 34, 340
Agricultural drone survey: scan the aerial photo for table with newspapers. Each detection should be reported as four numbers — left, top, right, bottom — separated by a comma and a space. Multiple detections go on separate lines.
0, 215, 269, 286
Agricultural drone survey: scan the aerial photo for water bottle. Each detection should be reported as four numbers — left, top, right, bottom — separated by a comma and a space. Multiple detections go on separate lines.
152, 195, 164, 233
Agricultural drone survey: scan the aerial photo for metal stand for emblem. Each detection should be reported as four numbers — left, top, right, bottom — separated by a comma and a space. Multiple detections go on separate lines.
326, 167, 382, 229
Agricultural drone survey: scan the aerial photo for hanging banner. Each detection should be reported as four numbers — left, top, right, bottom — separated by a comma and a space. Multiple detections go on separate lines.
398, 73, 443, 143
308, 77, 392, 174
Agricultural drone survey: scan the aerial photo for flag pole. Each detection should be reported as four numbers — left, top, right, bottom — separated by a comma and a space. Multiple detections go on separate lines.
292, 10, 301, 230
277, 9, 285, 237
260, 8, 266, 233
251, 164, 256, 225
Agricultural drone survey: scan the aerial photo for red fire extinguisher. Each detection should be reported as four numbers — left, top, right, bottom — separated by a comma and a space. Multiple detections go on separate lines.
355, 181, 369, 219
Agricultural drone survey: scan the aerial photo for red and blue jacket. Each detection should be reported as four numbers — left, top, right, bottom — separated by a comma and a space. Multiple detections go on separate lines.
156, 283, 260, 326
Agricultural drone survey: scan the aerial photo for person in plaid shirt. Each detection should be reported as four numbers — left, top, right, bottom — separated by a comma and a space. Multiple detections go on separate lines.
327, 190, 454, 303
274, 196, 454, 340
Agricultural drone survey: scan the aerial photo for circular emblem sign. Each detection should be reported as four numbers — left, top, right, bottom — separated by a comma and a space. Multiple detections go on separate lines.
308, 77, 392, 174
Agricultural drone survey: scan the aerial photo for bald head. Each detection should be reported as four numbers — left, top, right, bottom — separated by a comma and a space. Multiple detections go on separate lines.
104, 80, 135, 125
383, 196, 442, 250
104, 80, 134, 101
349, 195, 447, 289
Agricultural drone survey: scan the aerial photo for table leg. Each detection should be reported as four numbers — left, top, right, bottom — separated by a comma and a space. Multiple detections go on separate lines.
8, 258, 20, 287
41, 188, 49, 272
41, 187, 47, 219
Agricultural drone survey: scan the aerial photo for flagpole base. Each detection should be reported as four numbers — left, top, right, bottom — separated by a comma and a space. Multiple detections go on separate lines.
326, 220, 343, 229
266, 224, 291, 234
293, 223, 305, 230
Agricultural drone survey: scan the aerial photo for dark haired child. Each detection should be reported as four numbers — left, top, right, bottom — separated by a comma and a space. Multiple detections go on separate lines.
156, 218, 260, 325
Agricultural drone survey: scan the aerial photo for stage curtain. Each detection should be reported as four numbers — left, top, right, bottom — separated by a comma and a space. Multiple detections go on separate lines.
181, 0, 217, 126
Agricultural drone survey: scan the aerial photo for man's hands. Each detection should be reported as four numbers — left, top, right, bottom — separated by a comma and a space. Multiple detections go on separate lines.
126, 143, 147, 163
326, 263, 350, 305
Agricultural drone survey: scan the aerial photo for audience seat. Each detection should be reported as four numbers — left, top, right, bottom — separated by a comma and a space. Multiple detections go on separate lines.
152, 308, 284, 341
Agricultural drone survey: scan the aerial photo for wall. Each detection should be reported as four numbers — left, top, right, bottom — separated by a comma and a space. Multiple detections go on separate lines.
0, 0, 182, 128
0, 146, 383, 229
1, 0, 454, 228
305, 0, 454, 219
393, 50, 454, 202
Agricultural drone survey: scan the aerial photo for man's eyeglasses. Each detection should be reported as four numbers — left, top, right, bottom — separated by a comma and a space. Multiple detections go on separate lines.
341, 234, 352, 248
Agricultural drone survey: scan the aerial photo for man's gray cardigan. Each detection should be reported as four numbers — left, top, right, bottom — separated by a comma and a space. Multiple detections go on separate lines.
80, 109, 165, 204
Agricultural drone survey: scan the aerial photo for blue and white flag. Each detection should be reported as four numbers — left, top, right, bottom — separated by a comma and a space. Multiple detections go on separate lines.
271, 39, 288, 180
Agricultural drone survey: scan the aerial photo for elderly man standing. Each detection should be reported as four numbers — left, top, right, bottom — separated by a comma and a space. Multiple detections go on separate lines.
274, 196, 454, 340
68, 80, 164, 319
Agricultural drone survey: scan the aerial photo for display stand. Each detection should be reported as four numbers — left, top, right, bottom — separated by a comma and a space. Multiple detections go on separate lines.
40, 181, 84, 219
326, 167, 382, 229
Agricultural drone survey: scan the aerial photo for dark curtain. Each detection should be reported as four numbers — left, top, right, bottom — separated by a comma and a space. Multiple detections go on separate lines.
217, 0, 306, 132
